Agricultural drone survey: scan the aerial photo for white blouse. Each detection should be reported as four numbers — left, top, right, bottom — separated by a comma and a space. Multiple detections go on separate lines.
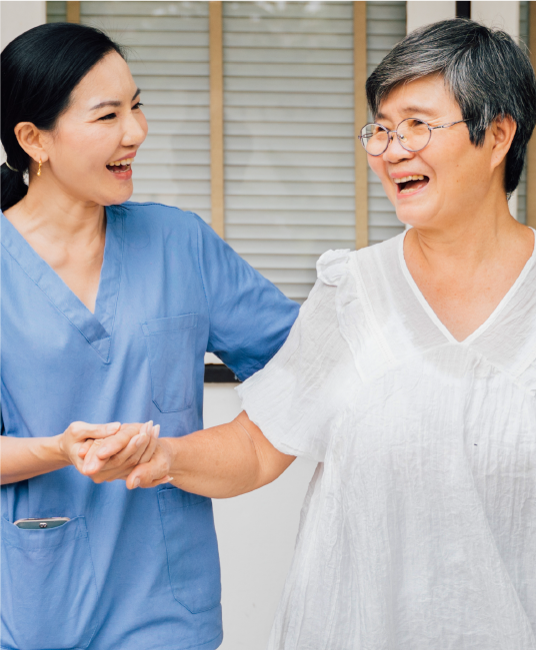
237, 232, 536, 649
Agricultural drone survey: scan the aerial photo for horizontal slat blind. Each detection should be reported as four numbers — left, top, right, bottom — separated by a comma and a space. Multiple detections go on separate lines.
222, 1, 356, 302
47, 1, 66, 22
367, 1, 406, 245
79, 1, 212, 223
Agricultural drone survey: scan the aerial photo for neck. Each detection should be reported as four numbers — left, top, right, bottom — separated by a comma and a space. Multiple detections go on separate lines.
408, 189, 525, 276
5, 176, 106, 245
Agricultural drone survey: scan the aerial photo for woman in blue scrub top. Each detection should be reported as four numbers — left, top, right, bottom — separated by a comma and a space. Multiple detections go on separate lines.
0, 23, 298, 650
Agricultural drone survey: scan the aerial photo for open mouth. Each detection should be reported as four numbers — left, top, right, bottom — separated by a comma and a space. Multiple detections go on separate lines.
106, 158, 133, 174
394, 175, 429, 195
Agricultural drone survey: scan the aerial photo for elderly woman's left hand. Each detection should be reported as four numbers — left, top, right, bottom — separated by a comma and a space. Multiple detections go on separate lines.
80, 422, 162, 483
125, 438, 174, 489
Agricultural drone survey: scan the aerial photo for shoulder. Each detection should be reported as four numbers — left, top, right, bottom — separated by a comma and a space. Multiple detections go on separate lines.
316, 234, 403, 288
108, 201, 207, 236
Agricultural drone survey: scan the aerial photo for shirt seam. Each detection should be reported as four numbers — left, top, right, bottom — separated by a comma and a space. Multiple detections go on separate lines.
194, 218, 212, 345
1, 242, 107, 351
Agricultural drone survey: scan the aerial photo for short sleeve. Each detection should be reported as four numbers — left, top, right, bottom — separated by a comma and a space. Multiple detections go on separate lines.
195, 215, 300, 380
236, 250, 353, 462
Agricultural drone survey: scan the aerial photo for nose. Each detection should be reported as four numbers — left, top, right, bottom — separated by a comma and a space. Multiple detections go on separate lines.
121, 111, 148, 148
382, 132, 414, 164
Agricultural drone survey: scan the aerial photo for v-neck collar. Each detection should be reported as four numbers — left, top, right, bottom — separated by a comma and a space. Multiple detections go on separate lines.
398, 228, 536, 346
1, 205, 124, 363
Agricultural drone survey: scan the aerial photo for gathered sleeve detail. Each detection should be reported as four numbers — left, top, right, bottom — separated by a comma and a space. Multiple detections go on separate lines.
236, 250, 355, 462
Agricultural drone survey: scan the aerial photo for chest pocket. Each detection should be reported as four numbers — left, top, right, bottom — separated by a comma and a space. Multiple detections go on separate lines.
142, 314, 198, 413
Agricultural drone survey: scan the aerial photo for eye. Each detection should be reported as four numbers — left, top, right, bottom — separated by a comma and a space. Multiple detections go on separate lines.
133, 101, 143, 110
99, 112, 116, 121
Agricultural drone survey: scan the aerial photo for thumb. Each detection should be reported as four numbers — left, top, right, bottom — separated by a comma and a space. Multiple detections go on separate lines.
126, 459, 167, 489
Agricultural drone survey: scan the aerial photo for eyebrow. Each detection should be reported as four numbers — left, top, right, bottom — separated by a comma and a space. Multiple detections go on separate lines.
376, 106, 437, 120
90, 88, 141, 111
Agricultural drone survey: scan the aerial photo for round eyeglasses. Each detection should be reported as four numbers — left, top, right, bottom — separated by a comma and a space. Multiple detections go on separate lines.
358, 118, 470, 156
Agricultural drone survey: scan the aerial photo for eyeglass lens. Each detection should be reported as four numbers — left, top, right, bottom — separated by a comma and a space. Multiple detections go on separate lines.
360, 118, 432, 155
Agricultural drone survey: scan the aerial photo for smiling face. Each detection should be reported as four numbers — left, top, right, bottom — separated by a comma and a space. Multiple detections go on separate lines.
38, 51, 148, 207
367, 74, 507, 231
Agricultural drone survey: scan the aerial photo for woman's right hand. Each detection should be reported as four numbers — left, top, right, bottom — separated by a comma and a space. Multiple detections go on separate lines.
58, 420, 123, 473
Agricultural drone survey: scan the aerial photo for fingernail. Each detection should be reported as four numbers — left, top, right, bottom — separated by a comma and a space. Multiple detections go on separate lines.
133, 477, 140, 488
153, 424, 160, 439
165, 476, 173, 482
85, 462, 97, 473
106, 422, 121, 433
136, 433, 147, 448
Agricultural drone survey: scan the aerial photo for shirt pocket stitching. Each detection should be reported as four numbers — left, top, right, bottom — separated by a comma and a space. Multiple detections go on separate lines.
141, 314, 198, 413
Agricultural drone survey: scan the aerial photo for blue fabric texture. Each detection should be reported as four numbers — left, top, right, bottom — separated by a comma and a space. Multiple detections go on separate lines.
0, 202, 299, 650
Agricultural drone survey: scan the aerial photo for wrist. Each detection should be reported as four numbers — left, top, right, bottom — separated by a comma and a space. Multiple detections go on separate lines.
54, 433, 71, 466
158, 437, 176, 472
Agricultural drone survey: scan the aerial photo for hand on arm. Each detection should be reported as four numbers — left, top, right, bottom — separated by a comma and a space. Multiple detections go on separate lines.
125, 410, 295, 497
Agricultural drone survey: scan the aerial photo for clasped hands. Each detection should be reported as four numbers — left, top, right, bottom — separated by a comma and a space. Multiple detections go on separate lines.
60, 421, 175, 489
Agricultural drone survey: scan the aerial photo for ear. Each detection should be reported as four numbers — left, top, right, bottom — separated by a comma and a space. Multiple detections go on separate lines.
13, 122, 50, 170
489, 115, 517, 172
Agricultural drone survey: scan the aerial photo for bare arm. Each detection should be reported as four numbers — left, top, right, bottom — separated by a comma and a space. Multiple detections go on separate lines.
1, 434, 70, 484
1, 421, 157, 485
124, 411, 295, 497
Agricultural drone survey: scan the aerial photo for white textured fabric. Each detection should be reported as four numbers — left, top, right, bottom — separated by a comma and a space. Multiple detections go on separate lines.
237, 232, 536, 649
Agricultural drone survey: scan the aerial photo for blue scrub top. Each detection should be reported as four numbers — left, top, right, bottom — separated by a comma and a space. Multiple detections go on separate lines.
0, 202, 299, 650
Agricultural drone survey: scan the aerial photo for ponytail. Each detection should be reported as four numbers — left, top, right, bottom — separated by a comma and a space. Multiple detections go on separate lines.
1, 163, 28, 211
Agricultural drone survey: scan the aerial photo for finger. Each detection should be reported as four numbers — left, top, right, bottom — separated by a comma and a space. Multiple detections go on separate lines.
70, 421, 121, 440
138, 425, 160, 465
96, 422, 149, 460
82, 440, 109, 475
100, 424, 151, 471
126, 459, 167, 490
77, 439, 94, 459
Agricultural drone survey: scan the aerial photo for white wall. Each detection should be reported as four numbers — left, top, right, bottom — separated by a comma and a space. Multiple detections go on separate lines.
406, 1, 456, 33
0, 1, 46, 49
472, 1, 520, 40
204, 384, 316, 650
0, 0, 46, 164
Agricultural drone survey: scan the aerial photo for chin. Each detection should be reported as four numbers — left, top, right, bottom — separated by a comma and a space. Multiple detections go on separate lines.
395, 203, 436, 230
102, 186, 134, 207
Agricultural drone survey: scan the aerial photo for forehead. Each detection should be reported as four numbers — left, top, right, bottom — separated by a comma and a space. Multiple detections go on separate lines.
376, 74, 460, 121
70, 52, 137, 108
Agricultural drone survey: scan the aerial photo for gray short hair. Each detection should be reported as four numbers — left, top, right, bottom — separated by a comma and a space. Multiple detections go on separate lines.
366, 19, 536, 194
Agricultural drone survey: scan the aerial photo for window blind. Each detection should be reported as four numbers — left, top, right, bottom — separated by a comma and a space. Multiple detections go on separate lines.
367, 1, 406, 245
78, 1, 212, 224
222, 1, 357, 303
47, 1, 66, 23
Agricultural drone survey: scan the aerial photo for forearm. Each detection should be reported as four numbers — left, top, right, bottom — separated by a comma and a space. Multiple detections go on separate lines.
0, 435, 68, 485
156, 413, 295, 498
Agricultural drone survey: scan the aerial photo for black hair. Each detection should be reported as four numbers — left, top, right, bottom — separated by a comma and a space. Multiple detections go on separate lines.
1, 22, 124, 211
366, 19, 536, 194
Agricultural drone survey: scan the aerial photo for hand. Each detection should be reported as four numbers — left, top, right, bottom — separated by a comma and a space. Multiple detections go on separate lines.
125, 438, 175, 489
59, 421, 122, 474
81, 422, 160, 484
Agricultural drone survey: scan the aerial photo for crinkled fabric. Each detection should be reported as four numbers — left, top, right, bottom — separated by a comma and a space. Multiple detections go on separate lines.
237, 232, 536, 649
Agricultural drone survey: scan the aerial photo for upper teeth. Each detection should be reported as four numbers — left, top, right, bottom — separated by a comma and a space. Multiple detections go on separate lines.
394, 175, 425, 183
109, 159, 132, 166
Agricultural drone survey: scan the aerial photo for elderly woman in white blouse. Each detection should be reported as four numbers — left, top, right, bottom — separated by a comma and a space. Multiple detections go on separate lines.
110, 19, 536, 648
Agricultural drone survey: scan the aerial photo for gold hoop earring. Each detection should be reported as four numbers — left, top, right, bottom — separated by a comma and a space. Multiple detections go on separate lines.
37, 159, 42, 177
